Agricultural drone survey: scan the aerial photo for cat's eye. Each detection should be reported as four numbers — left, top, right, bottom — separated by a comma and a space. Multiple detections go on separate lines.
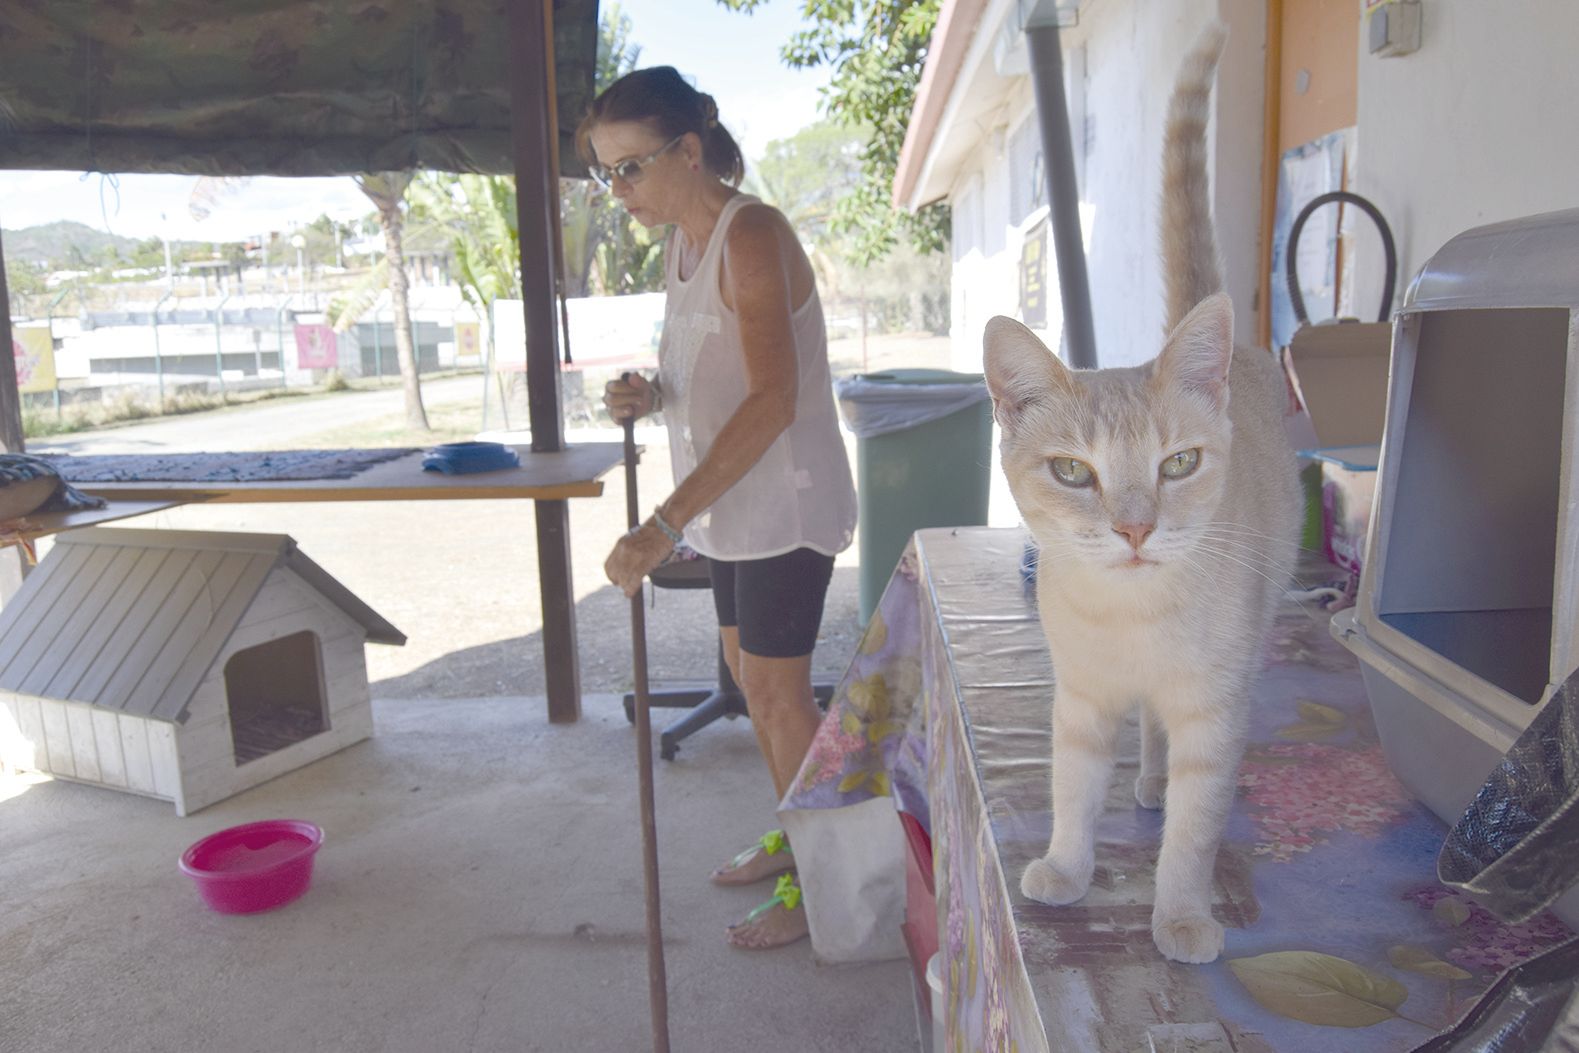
1161, 448, 1201, 479
1049, 457, 1095, 487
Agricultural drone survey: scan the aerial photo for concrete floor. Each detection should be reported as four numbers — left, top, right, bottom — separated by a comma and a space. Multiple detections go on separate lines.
1, 694, 920, 1052
5, 332, 955, 1051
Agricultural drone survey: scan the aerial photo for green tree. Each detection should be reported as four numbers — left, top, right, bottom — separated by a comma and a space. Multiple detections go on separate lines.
745, 119, 863, 242
352, 173, 428, 431
717, 0, 950, 265
408, 1, 662, 302
751, 118, 949, 335
562, 0, 665, 296
3, 259, 45, 316
408, 173, 519, 309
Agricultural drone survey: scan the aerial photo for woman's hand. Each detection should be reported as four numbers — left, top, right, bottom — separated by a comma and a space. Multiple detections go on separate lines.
604, 521, 675, 597
604, 373, 658, 422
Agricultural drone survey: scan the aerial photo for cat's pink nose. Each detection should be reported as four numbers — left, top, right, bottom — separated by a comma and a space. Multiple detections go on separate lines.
1113, 521, 1155, 550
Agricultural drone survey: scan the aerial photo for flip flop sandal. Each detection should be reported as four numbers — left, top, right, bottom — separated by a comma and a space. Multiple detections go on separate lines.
726, 873, 809, 951
710, 828, 795, 886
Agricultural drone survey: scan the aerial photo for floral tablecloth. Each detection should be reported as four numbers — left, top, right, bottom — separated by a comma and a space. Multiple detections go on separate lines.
784, 526, 1574, 1050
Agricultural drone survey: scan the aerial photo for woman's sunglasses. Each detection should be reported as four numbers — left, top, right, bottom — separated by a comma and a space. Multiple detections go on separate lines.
589, 134, 686, 189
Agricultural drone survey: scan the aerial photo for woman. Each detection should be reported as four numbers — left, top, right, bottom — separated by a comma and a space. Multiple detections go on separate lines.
582, 67, 857, 951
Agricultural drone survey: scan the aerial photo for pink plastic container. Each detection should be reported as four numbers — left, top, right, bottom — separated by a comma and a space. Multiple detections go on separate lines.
179, 819, 324, 914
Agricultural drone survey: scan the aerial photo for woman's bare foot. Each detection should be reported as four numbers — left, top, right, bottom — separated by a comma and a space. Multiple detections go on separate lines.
710, 830, 795, 887
726, 874, 810, 950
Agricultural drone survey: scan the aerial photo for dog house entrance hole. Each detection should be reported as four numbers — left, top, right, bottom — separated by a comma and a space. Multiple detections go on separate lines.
226, 631, 329, 764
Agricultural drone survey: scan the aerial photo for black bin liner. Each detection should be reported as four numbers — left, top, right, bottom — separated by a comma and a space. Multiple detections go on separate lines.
1407, 937, 1579, 1053
1438, 668, 1579, 923
1413, 668, 1579, 1051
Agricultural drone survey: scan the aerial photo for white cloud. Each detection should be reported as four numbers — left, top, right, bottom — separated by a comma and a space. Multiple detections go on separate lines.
0, 172, 373, 243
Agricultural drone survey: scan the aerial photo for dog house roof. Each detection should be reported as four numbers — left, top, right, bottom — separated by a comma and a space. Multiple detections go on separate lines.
0, 527, 404, 723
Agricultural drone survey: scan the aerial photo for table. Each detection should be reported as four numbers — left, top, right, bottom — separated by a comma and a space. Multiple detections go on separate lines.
63, 443, 626, 503
0, 499, 179, 548
784, 527, 1574, 1051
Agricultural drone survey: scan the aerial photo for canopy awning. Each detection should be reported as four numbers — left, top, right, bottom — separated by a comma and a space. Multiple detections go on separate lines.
0, 0, 598, 177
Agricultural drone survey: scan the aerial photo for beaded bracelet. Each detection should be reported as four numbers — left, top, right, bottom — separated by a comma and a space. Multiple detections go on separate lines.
651, 507, 684, 545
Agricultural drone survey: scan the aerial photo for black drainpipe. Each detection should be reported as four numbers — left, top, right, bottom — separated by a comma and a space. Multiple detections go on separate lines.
1023, 6, 1097, 368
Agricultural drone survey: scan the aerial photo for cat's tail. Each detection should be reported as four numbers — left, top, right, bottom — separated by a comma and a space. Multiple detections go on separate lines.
1160, 21, 1228, 334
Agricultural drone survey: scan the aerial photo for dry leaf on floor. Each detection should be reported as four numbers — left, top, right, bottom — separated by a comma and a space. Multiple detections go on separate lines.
1227, 950, 1408, 1027
1388, 944, 1473, 981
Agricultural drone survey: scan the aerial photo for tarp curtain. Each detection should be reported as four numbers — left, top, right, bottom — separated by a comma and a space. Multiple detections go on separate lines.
0, 0, 598, 178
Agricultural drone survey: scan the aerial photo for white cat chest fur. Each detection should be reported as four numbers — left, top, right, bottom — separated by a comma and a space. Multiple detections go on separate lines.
1332, 207, 1579, 924
0, 527, 403, 815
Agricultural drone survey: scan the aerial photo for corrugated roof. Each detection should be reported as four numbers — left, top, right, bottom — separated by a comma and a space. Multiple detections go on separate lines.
0, 528, 403, 722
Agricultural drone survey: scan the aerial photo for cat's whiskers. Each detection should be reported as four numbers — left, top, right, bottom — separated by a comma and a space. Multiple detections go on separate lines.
1184, 539, 1330, 624
1185, 521, 1327, 556
1183, 530, 1301, 576
1180, 528, 1319, 589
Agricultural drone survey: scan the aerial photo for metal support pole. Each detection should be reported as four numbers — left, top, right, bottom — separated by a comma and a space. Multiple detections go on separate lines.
509, 0, 581, 723
276, 294, 294, 387
153, 289, 174, 410
481, 296, 496, 431
374, 303, 385, 384
1024, 13, 1098, 368
214, 292, 230, 396
49, 288, 70, 419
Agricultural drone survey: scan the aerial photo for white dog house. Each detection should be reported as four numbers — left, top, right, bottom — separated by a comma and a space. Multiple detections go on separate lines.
0, 527, 403, 815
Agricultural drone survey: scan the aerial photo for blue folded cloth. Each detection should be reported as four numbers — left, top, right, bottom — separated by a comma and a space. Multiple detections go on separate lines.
421, 442, 521, 475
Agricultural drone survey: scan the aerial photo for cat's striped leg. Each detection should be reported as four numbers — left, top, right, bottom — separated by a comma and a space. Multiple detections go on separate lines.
1021, 689, 1122, 906
1150, 694, 1247, 963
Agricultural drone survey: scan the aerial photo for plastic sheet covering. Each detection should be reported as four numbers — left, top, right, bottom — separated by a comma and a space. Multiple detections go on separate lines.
0, 1, 598, 177
1407, 938, 1579, 1053
834, 372, 989, 439
1438, 669, 1579, 924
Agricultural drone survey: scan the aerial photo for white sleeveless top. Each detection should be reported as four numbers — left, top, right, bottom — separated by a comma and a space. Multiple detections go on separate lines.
658, 194, 857, 561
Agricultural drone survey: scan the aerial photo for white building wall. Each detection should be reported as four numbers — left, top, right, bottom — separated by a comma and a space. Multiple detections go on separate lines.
1351, 0, 1579, 306
942, 0, 1261, 374
1063, 0, 1238, 366
935, 0, 1259, 524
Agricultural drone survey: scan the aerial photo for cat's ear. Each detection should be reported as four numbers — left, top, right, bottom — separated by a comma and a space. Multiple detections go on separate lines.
984, 316, 1074, 428
1156, 292, 1233, 406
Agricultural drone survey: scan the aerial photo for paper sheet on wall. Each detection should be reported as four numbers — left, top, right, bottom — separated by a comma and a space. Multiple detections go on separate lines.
1270, 129, 1352, 349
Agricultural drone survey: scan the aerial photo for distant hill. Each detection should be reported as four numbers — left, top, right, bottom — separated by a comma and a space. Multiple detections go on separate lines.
1, 220, 147, 266
2, 220, 224, 272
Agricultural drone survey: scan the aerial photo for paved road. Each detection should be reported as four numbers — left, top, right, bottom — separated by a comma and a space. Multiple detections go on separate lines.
30, 375, 485, 455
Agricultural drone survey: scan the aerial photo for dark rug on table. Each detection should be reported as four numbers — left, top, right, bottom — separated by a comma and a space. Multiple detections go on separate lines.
42, 448, 417, 483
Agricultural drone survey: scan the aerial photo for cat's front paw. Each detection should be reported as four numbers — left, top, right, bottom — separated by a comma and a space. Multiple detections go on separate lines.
1151, 911, 1224, 963
1020, 856, 1091, 905
1134, 773, 1166, 810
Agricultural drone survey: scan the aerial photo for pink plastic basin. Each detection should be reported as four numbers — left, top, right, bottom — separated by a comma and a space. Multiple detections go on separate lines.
179, 819, 324, 914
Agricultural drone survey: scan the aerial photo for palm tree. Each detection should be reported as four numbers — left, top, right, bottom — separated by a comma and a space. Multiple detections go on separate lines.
352, 172, 428, 431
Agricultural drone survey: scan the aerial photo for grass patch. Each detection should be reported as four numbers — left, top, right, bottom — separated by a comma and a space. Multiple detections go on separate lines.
23, 385, 311, 438
285, 400, 487, 449
20, 370, 482, 440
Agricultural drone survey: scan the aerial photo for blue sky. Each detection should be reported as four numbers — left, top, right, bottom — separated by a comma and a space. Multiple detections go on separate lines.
0, 0, 830, 244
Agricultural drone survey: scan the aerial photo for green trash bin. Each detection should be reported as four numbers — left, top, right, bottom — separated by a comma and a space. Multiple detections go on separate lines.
836, 369, 994, 624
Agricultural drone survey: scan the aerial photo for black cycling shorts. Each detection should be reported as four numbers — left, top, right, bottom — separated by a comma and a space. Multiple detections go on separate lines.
708, 547, 836, 659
